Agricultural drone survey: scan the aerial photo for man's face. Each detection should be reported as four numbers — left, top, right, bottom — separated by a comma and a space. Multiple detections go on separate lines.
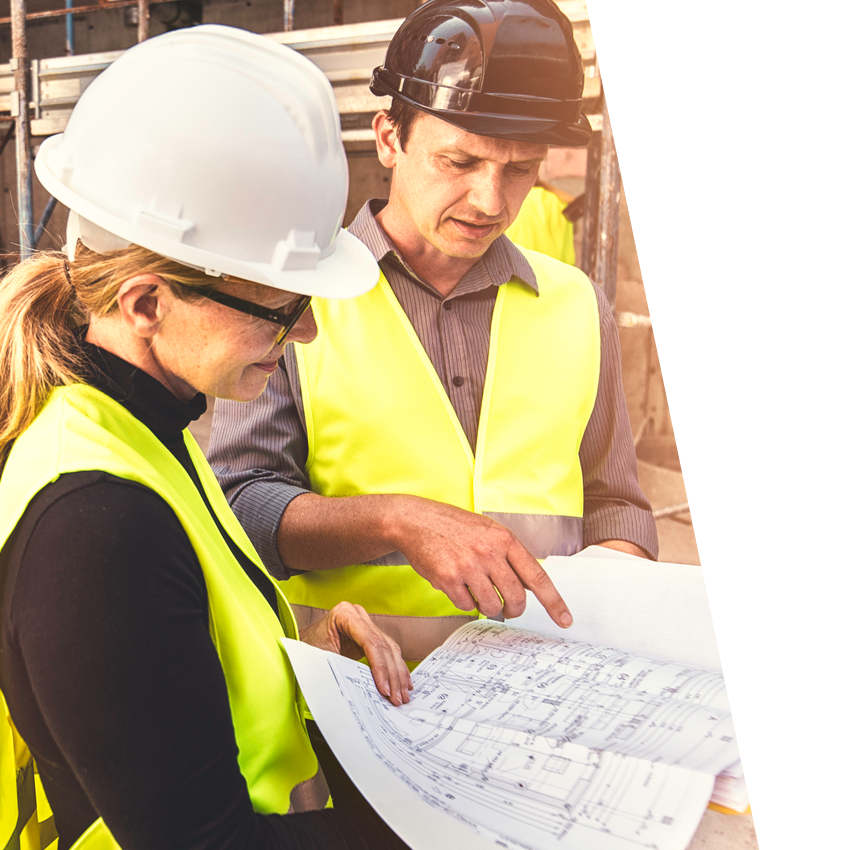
377, 112, 547, 262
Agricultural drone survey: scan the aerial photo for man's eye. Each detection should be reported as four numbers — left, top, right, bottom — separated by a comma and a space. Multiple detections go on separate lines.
445, 158, 473, 170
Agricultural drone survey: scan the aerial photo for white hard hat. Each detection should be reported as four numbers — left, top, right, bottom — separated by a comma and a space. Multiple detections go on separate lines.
34, 24, 377, 298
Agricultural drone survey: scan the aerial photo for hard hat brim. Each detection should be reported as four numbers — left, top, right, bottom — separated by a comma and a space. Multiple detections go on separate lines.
35, 133, 379, 300
371, 77, 593, 147
410, 101, 594, 147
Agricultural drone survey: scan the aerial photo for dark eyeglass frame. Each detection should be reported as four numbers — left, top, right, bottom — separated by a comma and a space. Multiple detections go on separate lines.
172, 281, 312, 346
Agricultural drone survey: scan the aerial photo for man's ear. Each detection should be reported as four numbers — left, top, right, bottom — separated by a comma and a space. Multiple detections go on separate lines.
373, 110, 401, 168
113, 274, 171, 339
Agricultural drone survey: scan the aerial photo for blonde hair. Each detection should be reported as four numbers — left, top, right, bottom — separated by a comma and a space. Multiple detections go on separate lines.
0, 242, 212, 467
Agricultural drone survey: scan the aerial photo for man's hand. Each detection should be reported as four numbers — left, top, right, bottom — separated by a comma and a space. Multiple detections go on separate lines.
277, 492, 572, 630
390, 498, 573, 629
299, 602, 412, 706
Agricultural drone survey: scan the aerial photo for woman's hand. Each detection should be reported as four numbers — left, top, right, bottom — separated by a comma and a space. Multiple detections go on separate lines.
299, 602, 412, 706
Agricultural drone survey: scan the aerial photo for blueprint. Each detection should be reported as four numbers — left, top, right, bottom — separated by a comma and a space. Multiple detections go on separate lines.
283, 555, 742, 850
284, 618, 733, 850
409, 621, 738, 775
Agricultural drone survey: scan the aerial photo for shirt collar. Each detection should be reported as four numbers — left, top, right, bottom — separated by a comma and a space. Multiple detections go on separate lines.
347, 199, 539, 296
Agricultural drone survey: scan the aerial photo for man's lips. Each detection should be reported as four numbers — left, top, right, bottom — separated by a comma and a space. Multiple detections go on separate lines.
448, 217, 501, 239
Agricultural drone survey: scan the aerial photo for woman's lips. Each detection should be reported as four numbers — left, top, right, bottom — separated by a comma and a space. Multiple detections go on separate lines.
252, 360, 279, 373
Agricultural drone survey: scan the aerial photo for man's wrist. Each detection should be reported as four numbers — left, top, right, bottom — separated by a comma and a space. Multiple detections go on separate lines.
378, 493, 418, 554
596, 539, 652, 560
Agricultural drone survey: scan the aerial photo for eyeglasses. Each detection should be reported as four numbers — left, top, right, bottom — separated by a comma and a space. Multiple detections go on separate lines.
173, 281, 312, 346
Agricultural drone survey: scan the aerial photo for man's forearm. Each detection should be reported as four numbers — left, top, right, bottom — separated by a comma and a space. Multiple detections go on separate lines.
275, 491, 408, 572
274, 492, 573, 627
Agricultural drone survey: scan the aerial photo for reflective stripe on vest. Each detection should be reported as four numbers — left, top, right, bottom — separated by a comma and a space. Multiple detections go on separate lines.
2, 690, 56, 850
286, 248, 600, 662
0, 386, 328, 848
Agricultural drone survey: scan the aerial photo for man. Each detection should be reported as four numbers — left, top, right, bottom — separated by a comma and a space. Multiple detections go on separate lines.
209, 0, 658, 664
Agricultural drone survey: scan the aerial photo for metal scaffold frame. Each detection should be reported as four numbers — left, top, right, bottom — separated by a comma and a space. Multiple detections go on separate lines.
1, 0, 310, 260
5, 0, 166, 258
1, 0, 621, 298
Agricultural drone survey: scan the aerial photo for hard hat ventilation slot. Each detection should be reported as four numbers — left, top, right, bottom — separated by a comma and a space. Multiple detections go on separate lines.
136, 203, 195, 243
272, 231, 320, 271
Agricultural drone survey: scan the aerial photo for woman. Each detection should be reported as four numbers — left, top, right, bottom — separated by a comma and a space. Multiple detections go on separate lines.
0, 25, 411, 850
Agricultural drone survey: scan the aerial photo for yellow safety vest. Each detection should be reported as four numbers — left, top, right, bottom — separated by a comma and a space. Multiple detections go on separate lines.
2, 690, 57, 850
505, 186, 576, 267
286, 248, 600, 662
0, 384, 328, 850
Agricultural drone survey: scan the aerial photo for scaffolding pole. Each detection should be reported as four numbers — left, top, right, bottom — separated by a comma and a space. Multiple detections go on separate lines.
11, 0, 33, 260
65, 0, 74, 54
138, 0, 150, 41
581, 96, 621, 307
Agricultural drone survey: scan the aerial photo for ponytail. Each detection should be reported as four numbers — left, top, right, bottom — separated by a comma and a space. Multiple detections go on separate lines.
0, 243, 213, 467
0, 252, 86, 466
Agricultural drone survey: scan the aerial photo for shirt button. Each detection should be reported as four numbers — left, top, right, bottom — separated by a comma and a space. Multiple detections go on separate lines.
452, 376, 464, 387
443, 301, 453, 310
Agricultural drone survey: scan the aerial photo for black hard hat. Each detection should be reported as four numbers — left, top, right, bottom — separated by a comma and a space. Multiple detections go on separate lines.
370, 0, 592, 146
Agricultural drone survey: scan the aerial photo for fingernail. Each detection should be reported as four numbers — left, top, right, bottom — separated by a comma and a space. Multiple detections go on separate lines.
560, 612, 572, 627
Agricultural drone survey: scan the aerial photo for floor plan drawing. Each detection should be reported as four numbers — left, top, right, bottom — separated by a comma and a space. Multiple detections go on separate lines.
282, 556, 746, 850
313, 620, 737, 850
408, 622, 738, 776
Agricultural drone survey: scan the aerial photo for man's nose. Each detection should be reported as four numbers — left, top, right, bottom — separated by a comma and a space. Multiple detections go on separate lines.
467, 169, 506, 218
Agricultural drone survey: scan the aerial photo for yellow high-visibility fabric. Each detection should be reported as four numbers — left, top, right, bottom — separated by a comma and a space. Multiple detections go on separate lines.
69, 819, 117, 850
0, 385, 325, 848
2, 690, 56, 850
2, 690, 20, 848
2, 689, 37, 850
287, 248, 599, 625
506, 186, 576, 266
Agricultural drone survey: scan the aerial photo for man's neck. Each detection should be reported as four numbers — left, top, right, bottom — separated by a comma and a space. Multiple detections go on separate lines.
375, 203, 480, 298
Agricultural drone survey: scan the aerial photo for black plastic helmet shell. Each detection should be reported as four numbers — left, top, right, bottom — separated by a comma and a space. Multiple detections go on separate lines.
370, 0, 592, 146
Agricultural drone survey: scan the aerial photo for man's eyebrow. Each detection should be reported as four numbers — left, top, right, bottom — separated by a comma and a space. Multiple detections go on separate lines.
436, 147, 545, 165
435, 147, 481, 160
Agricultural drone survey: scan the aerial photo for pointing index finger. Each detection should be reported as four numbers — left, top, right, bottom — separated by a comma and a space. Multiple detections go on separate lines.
510, 551, 572, 628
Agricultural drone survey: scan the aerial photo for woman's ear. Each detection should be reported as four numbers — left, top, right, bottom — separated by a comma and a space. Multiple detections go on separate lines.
113, 275, 171, 338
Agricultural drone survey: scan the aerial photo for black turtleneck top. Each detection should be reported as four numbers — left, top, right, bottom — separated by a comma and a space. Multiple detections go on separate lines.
0, 339, 406, 850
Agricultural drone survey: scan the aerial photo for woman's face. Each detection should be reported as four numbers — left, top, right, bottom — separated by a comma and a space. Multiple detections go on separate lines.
155, 276, 317, 402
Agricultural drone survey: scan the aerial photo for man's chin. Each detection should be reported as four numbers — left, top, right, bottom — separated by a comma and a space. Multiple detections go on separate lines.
435, 234, 497, 261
